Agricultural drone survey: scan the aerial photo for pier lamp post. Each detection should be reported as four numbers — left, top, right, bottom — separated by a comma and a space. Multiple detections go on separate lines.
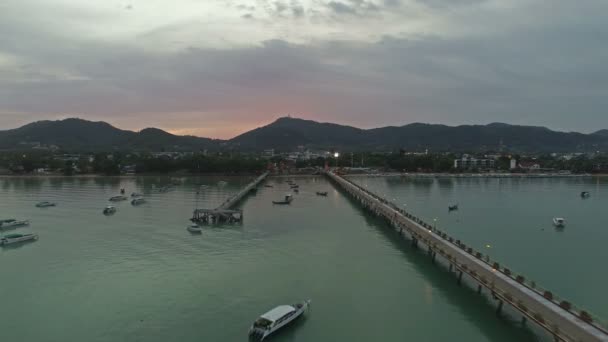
433, 218, 438, 230
334, 152, 340, 168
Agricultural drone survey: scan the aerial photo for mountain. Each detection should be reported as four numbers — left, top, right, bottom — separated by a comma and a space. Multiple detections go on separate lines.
1, 117, 606, 152
0, 118, 218, 151
593, 129, 608, 137
229, 117, 608, 152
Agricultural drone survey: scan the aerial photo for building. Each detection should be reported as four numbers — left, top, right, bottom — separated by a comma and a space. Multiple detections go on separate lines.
262, 149, 275, 159
510, 159, 518, 170
454, 155, 496, 170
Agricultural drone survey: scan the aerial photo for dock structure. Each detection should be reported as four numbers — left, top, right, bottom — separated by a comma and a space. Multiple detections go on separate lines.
191, 172, 269, 224
325, 170, 608, 342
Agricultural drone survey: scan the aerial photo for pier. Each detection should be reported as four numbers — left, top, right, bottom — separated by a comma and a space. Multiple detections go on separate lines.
191, 172, 269, 224
325, 170, 608, 342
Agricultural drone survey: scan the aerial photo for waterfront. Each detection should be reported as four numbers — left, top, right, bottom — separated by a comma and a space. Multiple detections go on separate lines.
2, 175, 596, 341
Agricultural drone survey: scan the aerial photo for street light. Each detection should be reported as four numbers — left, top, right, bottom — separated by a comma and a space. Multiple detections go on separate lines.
334, 152, 340, 168
433, 218, 438, 230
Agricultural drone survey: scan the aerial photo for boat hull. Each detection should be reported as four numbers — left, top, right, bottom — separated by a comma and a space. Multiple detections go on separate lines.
249, 301, 310, 341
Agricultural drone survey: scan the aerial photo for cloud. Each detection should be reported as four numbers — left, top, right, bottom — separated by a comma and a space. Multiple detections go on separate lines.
0, 0, 607, 137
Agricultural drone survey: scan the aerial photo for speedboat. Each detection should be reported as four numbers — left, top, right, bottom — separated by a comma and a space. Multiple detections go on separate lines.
36, 201, 56, 208
1, 233, 38, 246
131, 192, 143, 198
109, 195, 128, 202
248, 300, 311, 341
553, 217, 566, 227
448, 204, 458, 212
187, 224, 202, 233
0, 219, 30, 229
316, 191, 328, 196
581, 191, 590, 198
131, 198, 146, 206
273, 195, 293, 205
103, 206, 117, 215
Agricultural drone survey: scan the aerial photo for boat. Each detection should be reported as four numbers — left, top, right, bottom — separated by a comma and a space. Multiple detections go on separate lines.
131, 192, 143, 197
218, 181, 228, 186
293, 189, 299, 193
273, 195, 293, 205
264, 185, 274, 188
0, 219, 30, 229
581, 191, 590, 198
109, 195, 128, 202
553, 217, 566, 227
448, 204, 458, 212
131, 198, 146, 206
316, 191, 328, 196
199, 185, 210, 190
103, 206, 117, 215
1, 233, 38, 246
36, 201, 56, 208
187, 224, 202, 233
248, 300, 311, 341
290, 185, 299, 189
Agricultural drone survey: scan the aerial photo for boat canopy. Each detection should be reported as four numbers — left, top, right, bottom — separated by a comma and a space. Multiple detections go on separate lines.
260, 305, 295, 322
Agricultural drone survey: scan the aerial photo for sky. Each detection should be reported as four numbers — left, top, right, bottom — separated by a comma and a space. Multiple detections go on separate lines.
1, 0, 607, 139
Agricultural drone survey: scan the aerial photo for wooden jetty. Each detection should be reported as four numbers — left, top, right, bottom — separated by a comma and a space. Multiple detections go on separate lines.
191, 172, 269, 224
325, 170, 608, 342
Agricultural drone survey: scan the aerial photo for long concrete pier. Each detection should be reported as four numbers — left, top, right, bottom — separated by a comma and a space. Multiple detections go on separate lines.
192, 172, 269, 224
325, 171, 608, 342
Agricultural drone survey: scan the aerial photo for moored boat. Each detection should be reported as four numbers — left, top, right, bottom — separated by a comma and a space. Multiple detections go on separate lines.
581, 191, 590, 198
0, 219, 30, 229
36, 201, 56, 208
187, 224, 202, 233
218, 180, 228, 186
1, 233, 38, 246
109, 195, 128, 202
273, 194, 293, 205
448, 204, 458, 212
316, 191, 328, 196
248, 300, 311, 341
553, 217, 566, 227
103, 206, 117, 215
131, 198, 146, 206
131, 192, 143, 198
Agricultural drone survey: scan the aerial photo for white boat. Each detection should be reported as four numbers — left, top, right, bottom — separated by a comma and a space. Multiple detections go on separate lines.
553, 217, 566, 227
131, 192, 143, 198
199, 185, 210, 190
36, 201, 56, 208
103, 206, 117, 215
0, 219, 30, 229
1, 233, 38, 246
218, 180, 228, 186
187, 224, 202, 233
131, 198, 146, 206
249, 300, 311, 341
109, 195, 128, 202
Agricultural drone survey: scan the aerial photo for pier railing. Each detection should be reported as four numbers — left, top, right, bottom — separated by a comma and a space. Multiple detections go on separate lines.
326, 171, 608, 342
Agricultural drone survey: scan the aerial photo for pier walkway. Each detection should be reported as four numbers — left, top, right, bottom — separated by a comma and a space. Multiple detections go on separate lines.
192, 172, 269, 224
326, 170, 608, 342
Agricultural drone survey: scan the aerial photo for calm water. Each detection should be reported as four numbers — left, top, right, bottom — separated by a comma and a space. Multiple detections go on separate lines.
2, 175, 572, 342
352, 176, 608, 324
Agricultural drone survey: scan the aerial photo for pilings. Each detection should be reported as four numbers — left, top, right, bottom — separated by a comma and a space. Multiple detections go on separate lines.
325, 170, 608, 342
192, 172, 269, 224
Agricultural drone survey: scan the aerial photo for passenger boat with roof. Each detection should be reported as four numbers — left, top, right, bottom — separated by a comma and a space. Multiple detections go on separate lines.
36, 201, 56, 208
272, 194, 293, 205
1, 233, 38, 246
0, 219, 30, 229
109, 195, 128, 202
248, 300, 311, 340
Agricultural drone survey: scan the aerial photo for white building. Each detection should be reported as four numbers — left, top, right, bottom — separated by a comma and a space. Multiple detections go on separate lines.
454, 155, 496, 169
